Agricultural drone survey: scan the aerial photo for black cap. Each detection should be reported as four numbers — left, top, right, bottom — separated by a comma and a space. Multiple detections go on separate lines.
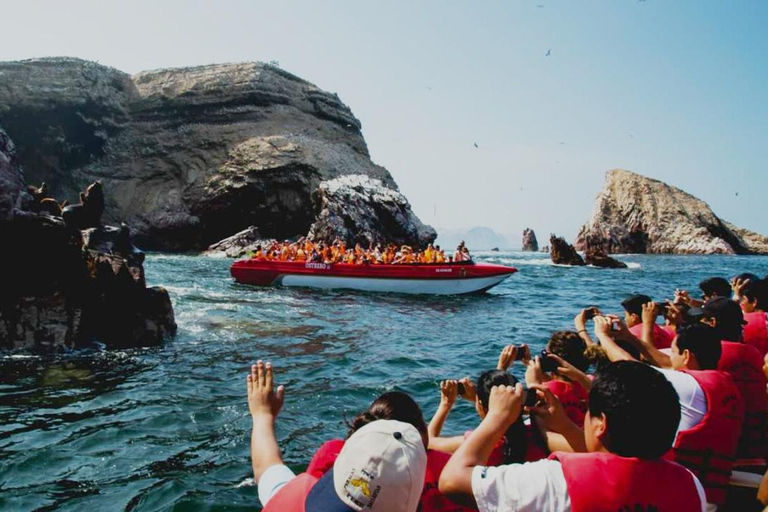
702, 297, 747, 326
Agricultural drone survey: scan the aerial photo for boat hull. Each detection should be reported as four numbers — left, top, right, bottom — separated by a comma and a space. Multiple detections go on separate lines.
230, 261, 516, 295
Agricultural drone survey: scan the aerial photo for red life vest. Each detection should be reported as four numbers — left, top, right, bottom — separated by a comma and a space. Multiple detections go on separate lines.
542, 379, 588, 425
262, 472, 318, 512
629, 323, 674, 350
718, 341, 768, 461
550, 451, 702, 512
304, 440, 473, 512
743, 311, 768, 358
667, 370, 743, 505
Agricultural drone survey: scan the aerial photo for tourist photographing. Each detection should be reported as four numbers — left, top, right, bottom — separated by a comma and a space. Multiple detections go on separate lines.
621, 294, 673, 349
438, 361, 706, 511
595, 318, 743, 507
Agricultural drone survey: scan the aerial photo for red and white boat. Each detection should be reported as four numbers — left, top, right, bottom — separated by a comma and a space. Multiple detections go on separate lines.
230, 259, 517, 295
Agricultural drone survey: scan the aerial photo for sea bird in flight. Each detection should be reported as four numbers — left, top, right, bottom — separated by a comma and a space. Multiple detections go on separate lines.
545, 49, 551, 57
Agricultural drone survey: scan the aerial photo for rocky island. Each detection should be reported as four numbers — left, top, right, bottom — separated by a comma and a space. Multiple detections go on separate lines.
0, 57, 435, 252
576, 169, 768, 255
522, 228, 538, 252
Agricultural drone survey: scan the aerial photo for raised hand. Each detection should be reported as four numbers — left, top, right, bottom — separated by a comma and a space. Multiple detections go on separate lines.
440, 379, 459, 407
641, 301, 657, 325
529, 384, 571, 433
459, 377, 477, 402
525, 356, 550, 386
247, 360, 285, 419
486, 383, 524, 426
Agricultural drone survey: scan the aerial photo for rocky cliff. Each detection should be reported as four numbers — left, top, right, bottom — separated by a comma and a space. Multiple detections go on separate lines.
0, 125, 176, 352
575, 169, 768, 255
0, 57, 435, 251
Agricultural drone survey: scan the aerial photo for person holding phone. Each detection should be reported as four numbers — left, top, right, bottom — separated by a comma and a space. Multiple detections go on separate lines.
427, 369, 547, 465
622, 294, 674, 349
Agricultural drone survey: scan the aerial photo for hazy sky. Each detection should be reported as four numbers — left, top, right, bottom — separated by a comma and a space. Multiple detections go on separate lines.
1, 0, 766, 241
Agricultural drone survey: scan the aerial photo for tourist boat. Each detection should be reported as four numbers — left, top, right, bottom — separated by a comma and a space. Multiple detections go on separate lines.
230, 259, 517, 295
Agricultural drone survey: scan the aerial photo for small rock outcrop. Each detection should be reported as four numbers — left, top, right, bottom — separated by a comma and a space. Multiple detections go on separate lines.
205, 226, 274, 259
585, 247, 627, 269
0, 133, 176, 352
550, 235, 585, 266
522, 228, 539, 252
0, 57, 434, 251
576, 169, 768, 255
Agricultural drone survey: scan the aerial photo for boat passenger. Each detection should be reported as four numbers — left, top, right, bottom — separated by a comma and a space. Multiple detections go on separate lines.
438, 361, 707, 512
621, 294, 673, 349
596, 318, 743, 508
424, 244, 435, 263
428, 370, 547, 466
737, 277, 768, 357
304, 392, 475, 512
702, 297, 768, 462
461, 246, 472, 262
247, 361, 428, 512
453, 242, 466, 262
522, 332, 592, 425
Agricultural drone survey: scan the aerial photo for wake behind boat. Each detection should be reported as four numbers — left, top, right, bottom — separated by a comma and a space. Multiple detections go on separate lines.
230, 259, 517, 295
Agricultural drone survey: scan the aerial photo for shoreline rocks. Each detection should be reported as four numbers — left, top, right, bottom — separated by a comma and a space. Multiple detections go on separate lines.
0, 134, 176, 352
0, 57, 434, 251
585, 247, 627, 269
576, 169, 768, 255
522, 228, 538, 252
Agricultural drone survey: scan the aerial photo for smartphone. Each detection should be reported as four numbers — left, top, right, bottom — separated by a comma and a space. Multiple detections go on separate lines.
514, 345, 528, 361
657, 303, 669, 316
524, 389, 538, 407
456, 382, 466, 396
584, 306, 600, 320
540, 350, 559, 373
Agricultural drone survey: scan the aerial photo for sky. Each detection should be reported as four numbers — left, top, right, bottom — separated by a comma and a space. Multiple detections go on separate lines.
1, 0, 766, 242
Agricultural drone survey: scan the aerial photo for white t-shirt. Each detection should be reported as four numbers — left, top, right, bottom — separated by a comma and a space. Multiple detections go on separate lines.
471, 459, 707, 512
653, 368, 708, 435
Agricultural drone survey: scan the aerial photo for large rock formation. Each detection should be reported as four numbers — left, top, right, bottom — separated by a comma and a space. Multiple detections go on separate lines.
550, 235, 585, 266
0, 57, 435, 251
522, 228, 538, 252
0, 127, 176, 352
576, 169, 768, 255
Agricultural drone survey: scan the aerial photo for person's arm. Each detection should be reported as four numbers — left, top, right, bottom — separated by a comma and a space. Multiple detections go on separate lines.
594, 316, 637, 362
248, 360, 286, 482
530, 384, 587, 453
498, 344, 529, 371
635, 302, 672, 368
439, 383, 524, 507
574, 309, 597, 346
524, 355, 551, 387
428, 380, 458, 440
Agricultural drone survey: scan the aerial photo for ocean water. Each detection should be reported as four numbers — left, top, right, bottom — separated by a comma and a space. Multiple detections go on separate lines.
1, 251, 767, 511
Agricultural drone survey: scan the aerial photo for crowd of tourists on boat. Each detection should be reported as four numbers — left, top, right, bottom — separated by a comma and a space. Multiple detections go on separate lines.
246, 273, 768, 511
247, 238, 473, 265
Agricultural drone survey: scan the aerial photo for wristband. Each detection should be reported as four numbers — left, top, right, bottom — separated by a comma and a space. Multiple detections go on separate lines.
578, 329, 588, 334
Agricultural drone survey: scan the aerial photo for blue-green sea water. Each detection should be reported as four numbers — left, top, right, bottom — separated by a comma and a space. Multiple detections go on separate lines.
2, 252, 768, 511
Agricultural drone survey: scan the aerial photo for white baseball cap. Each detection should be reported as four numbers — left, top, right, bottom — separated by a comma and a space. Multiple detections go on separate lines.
305, 419, 427, 512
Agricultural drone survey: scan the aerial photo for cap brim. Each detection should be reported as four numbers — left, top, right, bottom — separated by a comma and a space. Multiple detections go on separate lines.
305, 469, 356, 512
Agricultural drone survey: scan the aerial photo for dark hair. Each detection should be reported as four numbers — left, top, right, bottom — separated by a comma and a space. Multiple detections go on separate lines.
676, 324, 722, 369
741, 278, 767, 310
588, 361, 680, 459
703, 297, 744, 342
733, 272, 761, 284
547, 331, 590, 372
699, 277, 731, 300
346, 391, 427, 439
621, 294, 652, 317
476, 370, 528, 464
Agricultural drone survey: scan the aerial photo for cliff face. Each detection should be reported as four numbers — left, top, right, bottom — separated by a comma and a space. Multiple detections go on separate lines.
0, 127, 25, 221
0, 57, 434, 251
575, 169, 768, 255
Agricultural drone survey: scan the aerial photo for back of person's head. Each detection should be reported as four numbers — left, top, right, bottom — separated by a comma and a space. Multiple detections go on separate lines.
621, 294, 652, 317
699, 277, 731, 300
741, 278, 767, 310
734, 272, 761, 285
547, 331, 590, 372
675, 323, 722, 370
347, 391, 427, 440
702, 297, 745, 342
588, 361, 680, 459
476, 369, 528, 463
307, 419, 427, 512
